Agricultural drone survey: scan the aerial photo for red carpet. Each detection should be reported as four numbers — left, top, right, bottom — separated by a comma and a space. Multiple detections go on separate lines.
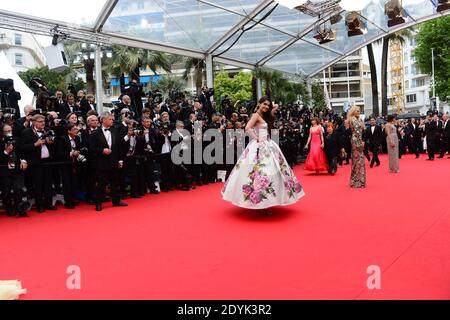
1, 154, 449, 300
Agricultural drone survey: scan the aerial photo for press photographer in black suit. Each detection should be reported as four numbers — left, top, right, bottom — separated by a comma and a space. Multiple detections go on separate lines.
56, 124, 85, 209
59, 93, 81, 120
89, 112, 127, 211
79, 115, 99, 204
439, 114, 450, 158
135, 116, 159, 195
20, 114, 56, 212
425, 114, 440, 160
406, 118, 421, 158
364, 117, 383, 168
0, 124, 28, 217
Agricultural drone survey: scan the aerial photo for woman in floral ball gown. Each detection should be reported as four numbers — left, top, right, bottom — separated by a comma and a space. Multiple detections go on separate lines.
221, 97, 305, 209
347, 106, 366, 188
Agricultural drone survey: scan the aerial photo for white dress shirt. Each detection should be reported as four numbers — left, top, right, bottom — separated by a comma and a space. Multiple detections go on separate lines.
102, 127, 112, 149
35, 130, 50, 159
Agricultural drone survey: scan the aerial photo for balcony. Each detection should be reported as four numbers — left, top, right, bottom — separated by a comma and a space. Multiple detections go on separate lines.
330, 91, 362, 99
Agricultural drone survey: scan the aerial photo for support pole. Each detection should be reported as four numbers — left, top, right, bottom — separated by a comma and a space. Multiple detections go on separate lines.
95, 45, 103, 114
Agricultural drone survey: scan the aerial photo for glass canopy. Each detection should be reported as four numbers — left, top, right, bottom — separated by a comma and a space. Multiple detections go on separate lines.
0, 0, 447, 78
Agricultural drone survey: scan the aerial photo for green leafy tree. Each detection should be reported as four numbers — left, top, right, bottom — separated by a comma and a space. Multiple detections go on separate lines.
415, 16, 450, 102
213, 71, 253, 107
311, 82, 327, 113
19, 66, 83, 95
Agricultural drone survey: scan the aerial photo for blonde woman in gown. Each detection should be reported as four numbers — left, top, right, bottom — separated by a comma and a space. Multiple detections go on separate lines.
385, 115, 400, 173
221, 97, 305, 209
347, 106, 366, 188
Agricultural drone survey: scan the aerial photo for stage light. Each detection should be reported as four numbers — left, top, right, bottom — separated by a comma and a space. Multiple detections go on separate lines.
274, 0, 307, 9
339, 0, 371, 12
385, 0, 406, 27
330, 13, 343, 24
313, 25, 336, 44
345, 12, 367, 37
437, 0, 450, 12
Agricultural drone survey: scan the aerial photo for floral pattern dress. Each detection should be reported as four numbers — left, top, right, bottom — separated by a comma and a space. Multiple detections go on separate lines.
350, 117, 366, 188
222, 122, 305, 209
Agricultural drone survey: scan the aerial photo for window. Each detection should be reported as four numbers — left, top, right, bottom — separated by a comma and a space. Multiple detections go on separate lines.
14, 33, 22, 45
404, 66, 408, 75
404, 52, 408, 61
406, 94, 417, 104
414, 79, 425, 87
405, 80, 409, 89
15, 53, 23, 65
137, 1, 144, 9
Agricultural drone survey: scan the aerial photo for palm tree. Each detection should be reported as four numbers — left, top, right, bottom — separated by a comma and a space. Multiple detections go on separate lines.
153, 74, 186, 99
64, 41, 96, 93
105, 45, 172, 88
380, 29, 413, 115
182, 58, 205, 95
366, 43, 379, 116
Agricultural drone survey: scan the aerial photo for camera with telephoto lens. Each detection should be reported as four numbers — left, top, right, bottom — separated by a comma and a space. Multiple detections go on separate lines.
3, 135, 16, 147
75, 147, 88, 163
0, 107, 16, 121
40, 130, 56, 141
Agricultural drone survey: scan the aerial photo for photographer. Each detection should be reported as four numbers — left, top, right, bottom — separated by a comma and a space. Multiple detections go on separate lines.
0, 78, 21, 117
59, 94, 81, 120
0, 124, 28, 217
200, 86, 215, 121
89, 112, 127, 212
20, 114, 56, 213
116, 95, 137, 120
155, 112, 174, 192
56, 124, 85, 209
135, 116, 159, 195
80, 94, 97, 116
121, 119, 141, 198
122, 79, 144, 118
13, 105, 34, 137
80, 115, 99, 204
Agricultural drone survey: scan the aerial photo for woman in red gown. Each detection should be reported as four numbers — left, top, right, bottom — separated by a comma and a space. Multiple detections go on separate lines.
304, 117, 329, 173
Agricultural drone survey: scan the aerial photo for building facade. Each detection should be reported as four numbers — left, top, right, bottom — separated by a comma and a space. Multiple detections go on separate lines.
318, 49, 367, 115
0, 28, 46, 72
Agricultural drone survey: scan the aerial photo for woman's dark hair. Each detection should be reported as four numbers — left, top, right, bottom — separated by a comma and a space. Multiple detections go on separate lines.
257, 96, 274, 130
387, 115, 396, 122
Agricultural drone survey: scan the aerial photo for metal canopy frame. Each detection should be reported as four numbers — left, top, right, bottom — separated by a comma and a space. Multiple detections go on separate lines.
0, 0, 449, 80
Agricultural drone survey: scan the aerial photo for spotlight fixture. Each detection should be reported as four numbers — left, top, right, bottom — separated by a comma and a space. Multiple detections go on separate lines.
385, 0, 406, 27
313, 25, 336, 44
345, 12, 367, 37
437, 0, 450, 12
330, 13, 343, 24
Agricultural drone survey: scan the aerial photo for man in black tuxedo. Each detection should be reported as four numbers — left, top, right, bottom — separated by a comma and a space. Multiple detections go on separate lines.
439, 113, 450, 158
80, 115, 99, 204
19, 114, 56, 212
135, 116, 159, 195
406, 118, 421, 158
89, 112, 127, 211
59, 93, 81, 120
80, 94, 97, 116
364, 117, 383, 168
425, 114, 439, 160
55, 124, 84, 209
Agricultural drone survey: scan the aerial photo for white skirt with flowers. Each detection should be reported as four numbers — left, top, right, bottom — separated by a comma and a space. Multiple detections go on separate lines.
221, 139, 305, 209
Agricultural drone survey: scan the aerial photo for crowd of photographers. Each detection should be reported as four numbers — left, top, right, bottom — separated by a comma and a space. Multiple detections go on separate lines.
1, 75, 449, 217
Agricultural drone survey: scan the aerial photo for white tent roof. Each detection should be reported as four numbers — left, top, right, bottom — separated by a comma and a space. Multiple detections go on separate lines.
0, 51, 35, 116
